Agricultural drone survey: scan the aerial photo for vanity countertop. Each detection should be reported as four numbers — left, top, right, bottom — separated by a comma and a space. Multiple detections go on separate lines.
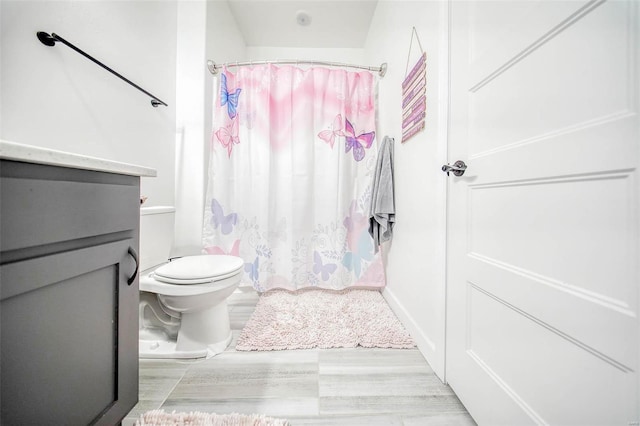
0, 140, 157, 177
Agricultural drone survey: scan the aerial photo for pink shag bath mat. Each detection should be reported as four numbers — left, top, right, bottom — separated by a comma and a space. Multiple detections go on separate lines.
236, 289, 415, 351
136, 410, 289, 426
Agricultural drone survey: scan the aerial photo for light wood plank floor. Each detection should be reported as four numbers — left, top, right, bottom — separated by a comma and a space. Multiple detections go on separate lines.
124, 287, 475, 425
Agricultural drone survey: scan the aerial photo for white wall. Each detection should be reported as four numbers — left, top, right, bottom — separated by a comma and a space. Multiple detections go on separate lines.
204, 0, 247, 173
172, 0, 246, 257
0, 0, 177, 206
364, 0, 449, 380
173, 1, 208, 257
246, 46, 365, 64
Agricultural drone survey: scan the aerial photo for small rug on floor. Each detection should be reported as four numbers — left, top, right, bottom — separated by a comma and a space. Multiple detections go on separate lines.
236, 288, 415, 351
136, 410, 289, 426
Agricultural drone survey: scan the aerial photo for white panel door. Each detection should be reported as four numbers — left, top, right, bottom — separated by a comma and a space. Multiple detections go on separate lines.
446, 1, 639, 424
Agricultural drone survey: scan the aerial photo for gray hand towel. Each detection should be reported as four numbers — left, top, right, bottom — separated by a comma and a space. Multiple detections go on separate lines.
368, 136, 395, 253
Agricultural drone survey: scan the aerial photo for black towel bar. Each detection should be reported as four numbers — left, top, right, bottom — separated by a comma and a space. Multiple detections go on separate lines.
37, 31, 168, 108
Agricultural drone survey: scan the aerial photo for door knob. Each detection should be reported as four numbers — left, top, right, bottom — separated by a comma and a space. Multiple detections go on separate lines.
442, 160, 467, 176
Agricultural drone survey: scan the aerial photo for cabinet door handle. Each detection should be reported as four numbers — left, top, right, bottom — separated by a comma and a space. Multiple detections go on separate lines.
127, 247, 139, 286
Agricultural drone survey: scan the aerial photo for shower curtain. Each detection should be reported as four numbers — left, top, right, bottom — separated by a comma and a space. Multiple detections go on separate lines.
203, 64, 384, 292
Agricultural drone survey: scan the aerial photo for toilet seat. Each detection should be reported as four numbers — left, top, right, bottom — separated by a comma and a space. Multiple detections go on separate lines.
152, 269, 241, 285
141, 269, 243, 296
153, 255, 244, 285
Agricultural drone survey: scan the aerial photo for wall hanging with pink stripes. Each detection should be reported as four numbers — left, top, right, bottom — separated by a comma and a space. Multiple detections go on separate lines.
401, 28, 426, 143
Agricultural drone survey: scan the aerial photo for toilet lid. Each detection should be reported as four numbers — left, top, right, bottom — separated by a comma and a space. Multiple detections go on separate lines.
153, 255, 244, 285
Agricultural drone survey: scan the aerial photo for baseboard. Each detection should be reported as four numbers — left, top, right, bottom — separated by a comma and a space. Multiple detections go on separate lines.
382, 287, 445, 382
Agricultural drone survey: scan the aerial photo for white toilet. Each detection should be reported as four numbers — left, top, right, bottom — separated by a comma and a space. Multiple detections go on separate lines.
138, 206, 243, 359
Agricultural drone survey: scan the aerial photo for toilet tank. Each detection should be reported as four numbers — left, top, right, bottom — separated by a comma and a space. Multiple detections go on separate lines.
140, 206, 176, 272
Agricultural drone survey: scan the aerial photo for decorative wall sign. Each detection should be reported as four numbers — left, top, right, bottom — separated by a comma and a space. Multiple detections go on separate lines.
401, 28, 426, 143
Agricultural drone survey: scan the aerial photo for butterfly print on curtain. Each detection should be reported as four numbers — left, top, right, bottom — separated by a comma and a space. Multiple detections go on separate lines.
210, 198, 237, 235
204, 65, 384, 291
215, 117, 240, 157
317, 114, 345, 149
220, 73, 241, 119
344, 118, 375, 162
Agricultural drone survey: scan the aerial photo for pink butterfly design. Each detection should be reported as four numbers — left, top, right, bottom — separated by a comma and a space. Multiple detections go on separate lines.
205, 239, 240, 256
215, 118, 239, 157
344, 118, 375, 162
317, 114, 345, 149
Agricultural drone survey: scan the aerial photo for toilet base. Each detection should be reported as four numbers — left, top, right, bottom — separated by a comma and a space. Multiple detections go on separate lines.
139, 298, 235, 359
139, 330, 232, 359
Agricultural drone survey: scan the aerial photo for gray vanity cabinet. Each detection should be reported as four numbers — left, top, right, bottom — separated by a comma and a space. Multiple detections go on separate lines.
1, 160, 141, 425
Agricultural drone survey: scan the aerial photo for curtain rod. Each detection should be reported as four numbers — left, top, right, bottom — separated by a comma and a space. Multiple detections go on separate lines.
207, 60, 387, 77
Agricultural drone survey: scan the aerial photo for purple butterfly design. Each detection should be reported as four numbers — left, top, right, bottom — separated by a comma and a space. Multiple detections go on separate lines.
244, 256, 259, 282
220, 73, 241, 119
313, 251, 337, 281
211, 198, 237, 235
344, 118, 375, 162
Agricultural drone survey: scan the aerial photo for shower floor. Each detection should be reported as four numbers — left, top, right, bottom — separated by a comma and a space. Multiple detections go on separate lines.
123, 286, 474, 425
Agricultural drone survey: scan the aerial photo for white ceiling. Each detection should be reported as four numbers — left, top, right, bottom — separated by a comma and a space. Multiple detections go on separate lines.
226, 1, 379, 48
